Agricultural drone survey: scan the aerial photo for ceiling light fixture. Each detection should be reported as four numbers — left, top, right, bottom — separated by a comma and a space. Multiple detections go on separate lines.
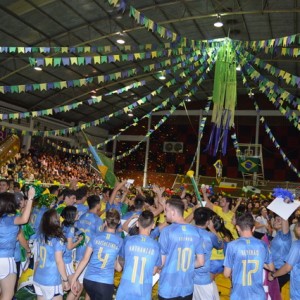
91, 95, 97, 99
128, 112, 134, 117
116, 39, 125, 44
236, 65, 241, 71
214, 15, 223, 28
34, 66, 42, 71
158, 72, 166, 80
185, 97, 191, 102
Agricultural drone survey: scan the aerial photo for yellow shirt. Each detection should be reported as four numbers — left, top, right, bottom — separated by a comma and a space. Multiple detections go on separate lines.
213, 205, 238, 239
183, 207, 193, 219
100, 201, 106, 220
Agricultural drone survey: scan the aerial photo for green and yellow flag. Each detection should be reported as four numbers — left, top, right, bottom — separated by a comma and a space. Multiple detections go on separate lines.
238, 157, 260, 173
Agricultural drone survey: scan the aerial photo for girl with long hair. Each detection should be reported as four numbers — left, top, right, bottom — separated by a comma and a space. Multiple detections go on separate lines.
33, 208, 69, 300
0, 187, 35, 300
61, 206, 83, 300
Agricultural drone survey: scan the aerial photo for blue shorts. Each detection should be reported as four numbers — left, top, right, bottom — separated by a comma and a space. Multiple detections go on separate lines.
210, 259, 224, 274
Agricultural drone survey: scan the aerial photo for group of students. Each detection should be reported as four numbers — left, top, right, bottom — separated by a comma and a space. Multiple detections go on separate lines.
0, 177, 300, 300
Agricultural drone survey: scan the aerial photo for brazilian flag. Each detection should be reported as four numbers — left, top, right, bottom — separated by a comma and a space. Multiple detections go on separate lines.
238, 157, 260, 173
82, 131, 117, 188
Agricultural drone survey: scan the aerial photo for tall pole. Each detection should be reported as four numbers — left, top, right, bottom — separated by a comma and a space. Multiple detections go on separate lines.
195, 110, 203, 180
253, 112, 260, 185
112, 138, 117, 171
143, 115, 152, 188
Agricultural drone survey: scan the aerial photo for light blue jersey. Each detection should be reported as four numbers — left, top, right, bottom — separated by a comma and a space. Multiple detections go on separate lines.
0, 214, 19, 257
270, 230, 292, 269
224, 237, 272, 300
30, 206, 47, 239
194, 228, 220, 285
286, 240, 300, 300
63, 226, 75, 264
106, 202, 122, 214
116, 234, 161, 300
75, 212, 103, 261
158, 223, 204, 298
84, 232, 123, 284
74, 203, 88, 219
33, 236, 66, 286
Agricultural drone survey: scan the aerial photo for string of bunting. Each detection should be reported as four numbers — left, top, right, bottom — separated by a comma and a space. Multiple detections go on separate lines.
1, 49, 204, 94
233, 34, 299, 53
0, 81, 145, 121
128, 6, 224, 49
47, 58, 214, 154
7, 54, 213, 136
188, 100, 211, 169
0, 43, 194, 55
240, 48, 300, 92
238, 65, 300, 130
254, 101, 300, 178
237, 52, 300, 130
29, 47, 203, 67
114, 69, 210, 160
46, 83, 185, 154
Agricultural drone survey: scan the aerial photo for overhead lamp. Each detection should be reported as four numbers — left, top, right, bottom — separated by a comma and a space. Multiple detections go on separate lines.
128, 112, 134, 117
116, 39, 125, 44
214, 15, 223, 28
185, 97, 191, 102
158, 72, 166, 80
91, 95, 97, 99
236, 65, 241, 71
34, 66, 42, 71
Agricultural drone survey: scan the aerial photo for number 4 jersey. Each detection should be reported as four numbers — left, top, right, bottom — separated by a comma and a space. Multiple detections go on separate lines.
116, 234, 161, 300
224, 237, 272, 300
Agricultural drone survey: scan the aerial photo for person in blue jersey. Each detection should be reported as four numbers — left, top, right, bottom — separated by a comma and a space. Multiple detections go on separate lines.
33, 208, 70, 300
70, 209, 123, 300
107, 180, 128, 215
269, 221, 300, 300
61, 206, 83, 300
0, 187, 35, 300
193, 207, 222, 300
56, 189, 77, 215
270, 214, 291, 290
158, 197, 205, 300
74, 186, 88, 219
75, 195, 103, 295
224, 212, 274, 300
116, 210, 161, 300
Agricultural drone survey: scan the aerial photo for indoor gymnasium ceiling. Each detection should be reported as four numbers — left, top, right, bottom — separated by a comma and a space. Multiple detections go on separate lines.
0, 0, 299, 133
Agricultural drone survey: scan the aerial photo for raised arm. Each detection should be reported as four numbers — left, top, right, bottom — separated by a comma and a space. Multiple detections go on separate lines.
15, 187, 35, 225
109, 180, 126, 205
201, 187, 214, 211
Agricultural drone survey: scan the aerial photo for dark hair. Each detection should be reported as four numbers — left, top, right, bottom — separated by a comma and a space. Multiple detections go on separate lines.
40, 208, 66, 243
145, 195, 154, 206
211, 214, 234, 241
61, 206, 77, 227
134, 196, 145, 210
14, 182, 20, 189
75, 186, 88, 201
194, 207, 212, 226
63, 189, 76, 200
225, 197, 233, 210
102, 187, 112, 195
236, 212, 255, 231
106, 209, 120, 229
49, 185, 60, 195
0, 179, 9, 185
138, 210, 154, 229
0, 192, 17, 217
87, 195, 100, 209
166, 198, 184, 216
